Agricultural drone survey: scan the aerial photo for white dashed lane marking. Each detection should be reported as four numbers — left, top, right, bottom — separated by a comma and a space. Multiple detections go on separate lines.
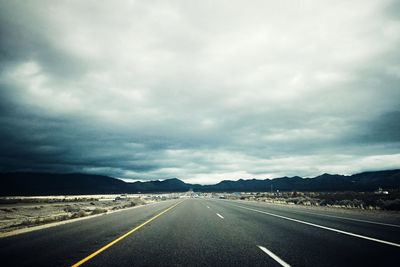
216, 213, 224, 219
257, 245, 291, 267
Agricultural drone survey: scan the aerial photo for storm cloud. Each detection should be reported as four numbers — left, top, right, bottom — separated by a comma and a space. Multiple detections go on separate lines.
0, 0, 399, 184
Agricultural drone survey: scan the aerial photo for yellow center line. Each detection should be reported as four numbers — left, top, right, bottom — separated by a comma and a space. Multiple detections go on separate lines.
71, 200, 184, 267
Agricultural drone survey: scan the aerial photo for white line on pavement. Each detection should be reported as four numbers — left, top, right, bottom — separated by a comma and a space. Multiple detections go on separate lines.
290, 210, 400, 228
216, 213, 224, 219
233, 204, 400, 248
221, 199, 400, 228
257, 245, 291, 267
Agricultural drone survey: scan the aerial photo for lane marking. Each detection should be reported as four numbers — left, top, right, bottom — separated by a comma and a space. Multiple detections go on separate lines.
216, 213, 224, 219
207, 206, 210, 209
221, 199, 400, 228
257, 245, 291, 267
232, 204, 400, 248
71, 201, 183, 267
289, 210, 400, 228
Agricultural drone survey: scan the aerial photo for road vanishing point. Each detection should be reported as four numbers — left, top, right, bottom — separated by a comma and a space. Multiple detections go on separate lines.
1, 198, 399, 266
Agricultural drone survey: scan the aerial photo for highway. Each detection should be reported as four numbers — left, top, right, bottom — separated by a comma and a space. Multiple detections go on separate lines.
1, 198, 399, 266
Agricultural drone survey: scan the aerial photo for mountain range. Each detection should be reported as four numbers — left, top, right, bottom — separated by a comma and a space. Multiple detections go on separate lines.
0, 169, 400, 196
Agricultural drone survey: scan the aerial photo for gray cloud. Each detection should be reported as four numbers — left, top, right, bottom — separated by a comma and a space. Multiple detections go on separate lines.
0, 0, 399, 184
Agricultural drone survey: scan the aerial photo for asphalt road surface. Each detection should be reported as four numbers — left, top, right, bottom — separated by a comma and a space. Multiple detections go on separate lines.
1, 198, 399, 266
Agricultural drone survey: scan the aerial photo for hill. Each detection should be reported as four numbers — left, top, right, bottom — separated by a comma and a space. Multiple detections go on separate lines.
202, 170, 400, 192
0, 172, 127, 196
0, 169, 399, 196
127, 178, 191, 193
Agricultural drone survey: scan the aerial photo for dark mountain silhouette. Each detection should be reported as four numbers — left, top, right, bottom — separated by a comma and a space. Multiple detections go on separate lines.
0, 169, 399, 196
0, 172, 127, 196
127, 178, 191, 193
201, 170, 400, 192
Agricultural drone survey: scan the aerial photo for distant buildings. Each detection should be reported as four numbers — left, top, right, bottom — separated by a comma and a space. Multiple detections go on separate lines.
374, 187, 389, 195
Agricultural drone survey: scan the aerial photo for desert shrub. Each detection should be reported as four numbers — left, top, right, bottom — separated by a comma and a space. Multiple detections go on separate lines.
20, 219, 34, 226
57, 214, 70, 221
128, 201, 137, 207
34, 217, 55, 224
352, 199, 364, 208
130, 198, 145, 206
64, 205, 81, 213
122, 201, 137, 208
24, 214, 72, 227
0, 208, 14, 213
337, 199, 354, 207
319, 199, 334, 206
378, 199, 400, 210
91, 208, 107, 215
71, 210, 86, 218
290, 197, 310, 205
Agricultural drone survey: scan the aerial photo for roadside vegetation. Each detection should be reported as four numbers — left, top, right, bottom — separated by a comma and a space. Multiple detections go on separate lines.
0, 195, 154, 234
225, 190, 400, 211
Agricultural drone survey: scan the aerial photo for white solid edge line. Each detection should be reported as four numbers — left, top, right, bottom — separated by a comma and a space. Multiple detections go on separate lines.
291, 210, 400, 228
216, 213, 224, 219
233, 204, 400, 248
222, 199, 400, 228
257, 245, 291, 267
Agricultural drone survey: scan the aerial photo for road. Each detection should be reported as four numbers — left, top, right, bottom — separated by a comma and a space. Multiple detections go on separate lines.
1, 198, 399, 266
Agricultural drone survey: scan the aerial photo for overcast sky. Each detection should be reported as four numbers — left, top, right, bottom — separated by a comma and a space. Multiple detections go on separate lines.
0, 0, 399, 184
